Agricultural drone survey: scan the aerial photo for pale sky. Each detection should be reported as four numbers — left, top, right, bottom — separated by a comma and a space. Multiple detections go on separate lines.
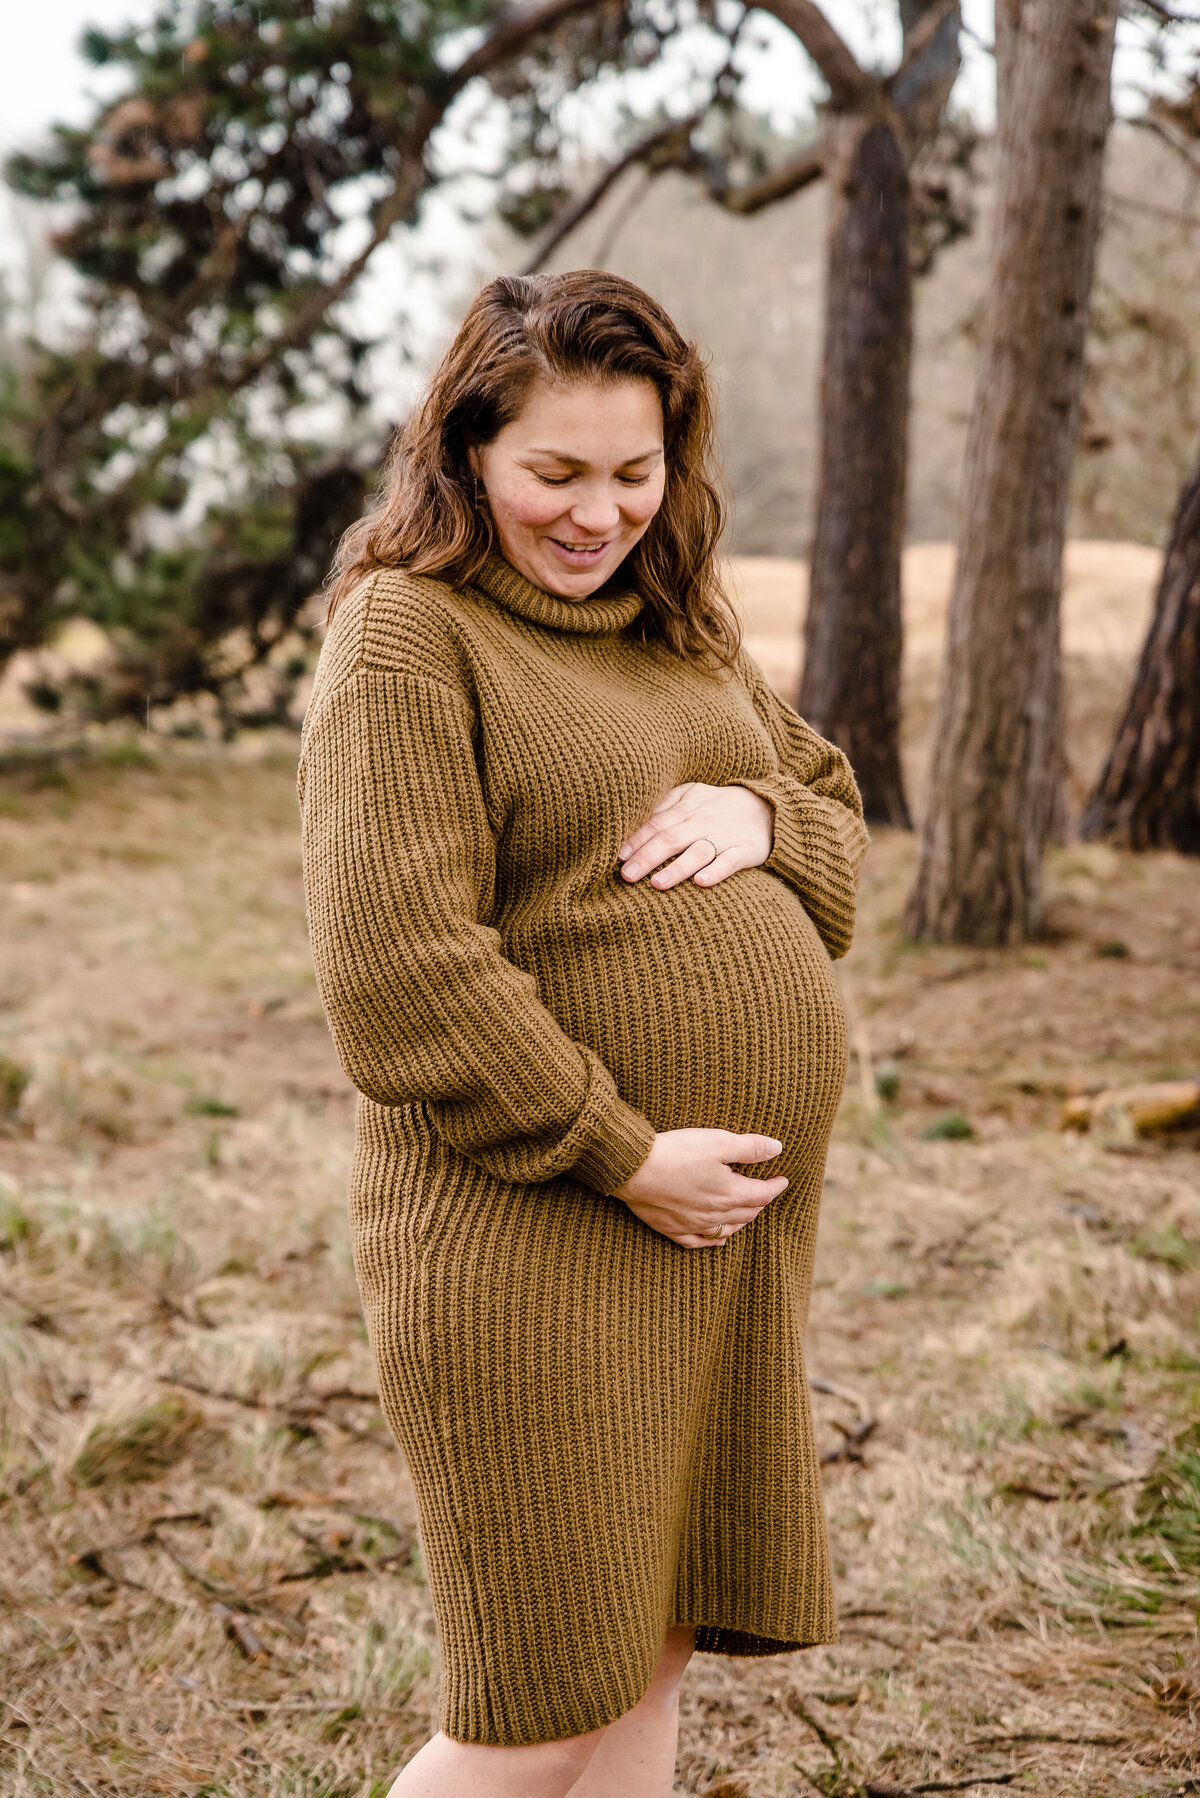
2, 0, 993, 160
0, 0, 999, 382
1, 0, 1194, 418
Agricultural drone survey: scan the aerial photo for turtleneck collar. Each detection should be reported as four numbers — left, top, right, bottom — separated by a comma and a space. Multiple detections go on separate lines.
469, 551, 645, 637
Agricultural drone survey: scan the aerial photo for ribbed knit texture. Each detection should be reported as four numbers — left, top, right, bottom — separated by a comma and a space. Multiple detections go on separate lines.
298, 552, 869, 1746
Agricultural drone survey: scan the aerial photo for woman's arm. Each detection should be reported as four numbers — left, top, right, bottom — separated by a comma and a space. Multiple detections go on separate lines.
732, 648, 870, 960
298, 665, 657, 1195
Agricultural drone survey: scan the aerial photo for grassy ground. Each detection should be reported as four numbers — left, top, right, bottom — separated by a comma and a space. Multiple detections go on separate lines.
0, 566, 1197, 1796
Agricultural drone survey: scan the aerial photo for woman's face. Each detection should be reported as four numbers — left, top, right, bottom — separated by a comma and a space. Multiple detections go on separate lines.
469, 376, 666, 599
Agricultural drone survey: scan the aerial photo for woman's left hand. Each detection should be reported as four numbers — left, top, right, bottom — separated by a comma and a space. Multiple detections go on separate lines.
617, 782, 775, 890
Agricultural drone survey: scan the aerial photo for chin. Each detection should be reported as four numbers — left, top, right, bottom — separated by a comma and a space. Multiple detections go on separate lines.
536, 546, 635, 599
543, 567, 608, 598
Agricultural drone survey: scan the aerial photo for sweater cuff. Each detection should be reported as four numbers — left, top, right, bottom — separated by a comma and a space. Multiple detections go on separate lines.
571, 1091, 658, 1197
736, 773, 813, 885
738, 776, 866, 883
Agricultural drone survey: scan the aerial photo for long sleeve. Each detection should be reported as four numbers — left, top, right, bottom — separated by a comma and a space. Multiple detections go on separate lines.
298, 666, 658, 1195
732, 649, 870, 960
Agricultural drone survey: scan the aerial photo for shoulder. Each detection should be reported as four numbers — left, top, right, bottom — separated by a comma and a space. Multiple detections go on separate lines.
308, 566, 480, 712
729, 639, 772, 695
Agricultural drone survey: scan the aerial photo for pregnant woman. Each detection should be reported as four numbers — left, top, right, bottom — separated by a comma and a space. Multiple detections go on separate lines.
299, 269, 868, 1798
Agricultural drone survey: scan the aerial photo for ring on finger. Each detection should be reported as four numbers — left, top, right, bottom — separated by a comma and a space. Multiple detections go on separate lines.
702, 1222, 732, 1240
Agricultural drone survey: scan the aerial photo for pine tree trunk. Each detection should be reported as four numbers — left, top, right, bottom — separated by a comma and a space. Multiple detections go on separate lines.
904, 0, 1118, 945
1079, 455, 1200, 851
801, 114, 913, 829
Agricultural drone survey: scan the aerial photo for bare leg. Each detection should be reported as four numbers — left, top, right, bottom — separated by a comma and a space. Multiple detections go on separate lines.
564, 1625, 697, 1798
382, 1626, 696, 1798
384, 1727, 604, 1798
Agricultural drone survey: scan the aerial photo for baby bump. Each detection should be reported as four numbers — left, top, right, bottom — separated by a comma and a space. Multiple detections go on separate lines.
513, 871, 849, 1171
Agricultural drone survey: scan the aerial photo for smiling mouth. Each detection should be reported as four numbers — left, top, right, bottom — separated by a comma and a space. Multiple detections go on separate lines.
549, 538, 610, 557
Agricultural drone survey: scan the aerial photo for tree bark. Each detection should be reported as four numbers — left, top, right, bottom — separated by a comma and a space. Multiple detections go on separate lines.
1079, 454, 1200, 851
801, 114, 913, 828
993, 0, 1025, 133
905, 0, 1118, 944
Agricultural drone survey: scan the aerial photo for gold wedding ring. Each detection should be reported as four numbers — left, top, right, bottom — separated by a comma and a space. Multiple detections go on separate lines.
703, 1223, 731, 1240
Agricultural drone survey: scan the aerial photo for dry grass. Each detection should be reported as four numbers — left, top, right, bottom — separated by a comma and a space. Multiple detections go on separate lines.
0, 557, 1197, 1796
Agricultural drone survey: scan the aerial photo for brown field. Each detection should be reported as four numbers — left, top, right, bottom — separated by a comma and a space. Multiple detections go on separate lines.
0, 553, 1197, 1797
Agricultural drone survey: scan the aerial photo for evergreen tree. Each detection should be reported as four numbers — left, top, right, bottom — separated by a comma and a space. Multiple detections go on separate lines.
1, 0, 622, 723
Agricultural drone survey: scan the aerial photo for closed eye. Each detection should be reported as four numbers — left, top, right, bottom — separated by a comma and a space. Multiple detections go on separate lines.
534, 471, 654, 487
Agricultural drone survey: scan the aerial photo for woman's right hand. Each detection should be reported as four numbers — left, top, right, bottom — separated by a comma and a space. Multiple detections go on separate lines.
612, 1129, 788, 1248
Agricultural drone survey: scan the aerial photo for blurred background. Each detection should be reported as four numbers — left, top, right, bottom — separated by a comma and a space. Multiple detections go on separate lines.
1, 4, 1198, 1795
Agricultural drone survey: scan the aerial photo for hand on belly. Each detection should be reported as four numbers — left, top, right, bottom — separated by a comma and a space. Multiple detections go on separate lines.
613, 1127, 788, 1248
617, 781, 774, 891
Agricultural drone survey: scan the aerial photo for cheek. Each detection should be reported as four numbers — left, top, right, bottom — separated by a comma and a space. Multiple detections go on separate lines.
490, 481, 564, 531
626, 479, 667, 529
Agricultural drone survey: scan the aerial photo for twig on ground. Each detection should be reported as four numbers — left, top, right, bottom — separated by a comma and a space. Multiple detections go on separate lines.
276, 1517, 411, 1581
211, 1601, 271, 1662
970, 1731, 1127, 1746
821, 1417, 879, 1466
811, 1377, 879, 1465
72, 1511, 309, 1641
998, 1481, 1062, 1501
151, 1532, 305, 1640
784, 1688, 857, 1784
213, 1696, 413, 1717
155, 1373, 373, 1435
913, 1208, 1002, 1269
863, 1770, 1027, 1796
810, 1377, 871, 1411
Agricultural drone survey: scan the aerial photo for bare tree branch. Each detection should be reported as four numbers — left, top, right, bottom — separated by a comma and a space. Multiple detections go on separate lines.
894, 0, 959, 79
448, 0, 613, 90
888, 1, 962, 132
1131, 109, 1200, 173
1123, 0, 1197, 23
522, 114, 701, 273
715, 137, 828, 212
751, 0, 875, 108
221, 0, 606, 394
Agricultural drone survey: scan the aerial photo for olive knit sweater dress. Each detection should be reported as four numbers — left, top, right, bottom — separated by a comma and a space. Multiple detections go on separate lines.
298, 550, 869, 1748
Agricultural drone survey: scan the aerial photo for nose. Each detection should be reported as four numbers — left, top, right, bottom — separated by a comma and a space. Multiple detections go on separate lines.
567, 482, 622, 537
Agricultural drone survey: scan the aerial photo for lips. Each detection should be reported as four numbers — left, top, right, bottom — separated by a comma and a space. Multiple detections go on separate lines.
547, 537, 612, 566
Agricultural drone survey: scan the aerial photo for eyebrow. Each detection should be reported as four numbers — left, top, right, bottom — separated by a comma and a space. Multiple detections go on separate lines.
522, 447, 663, 467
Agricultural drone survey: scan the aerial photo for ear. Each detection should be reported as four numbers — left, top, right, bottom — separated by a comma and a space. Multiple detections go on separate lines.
466, 444, 481, 478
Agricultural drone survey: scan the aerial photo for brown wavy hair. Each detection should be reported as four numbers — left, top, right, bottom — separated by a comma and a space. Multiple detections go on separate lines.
324, 270, 740, 667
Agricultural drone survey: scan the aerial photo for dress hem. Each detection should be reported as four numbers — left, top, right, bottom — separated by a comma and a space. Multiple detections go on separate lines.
436, 1618, 839, 1747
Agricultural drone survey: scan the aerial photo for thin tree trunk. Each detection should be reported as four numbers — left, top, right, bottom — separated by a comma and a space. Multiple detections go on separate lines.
1079, 454, 1200, 851
801, 114, 913, 829
905, 0, 1117, 945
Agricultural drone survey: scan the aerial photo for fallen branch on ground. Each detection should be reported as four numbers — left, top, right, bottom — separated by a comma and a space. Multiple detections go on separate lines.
970, 1731, 1126, 1747
913, 1208, 1002, 1269
863, 1770, 1028, 1796
821, 1417, 879, 1465
783, 1688, 855, 1783
211, 1601, 270, 1662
